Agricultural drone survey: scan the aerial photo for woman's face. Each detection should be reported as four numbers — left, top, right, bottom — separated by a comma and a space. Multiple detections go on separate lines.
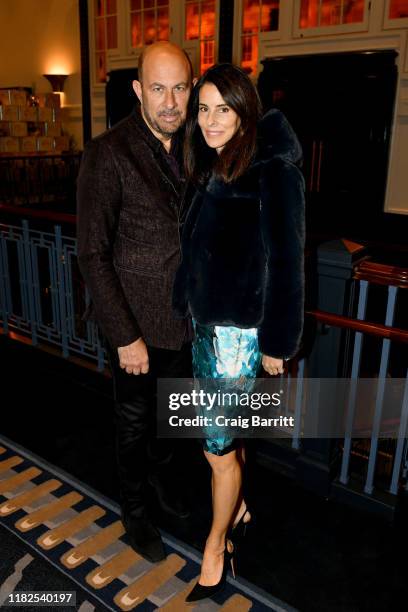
197, 83, 241, 153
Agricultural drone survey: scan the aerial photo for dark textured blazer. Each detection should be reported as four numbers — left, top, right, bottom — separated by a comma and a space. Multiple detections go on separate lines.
77, 107, 189, 350
172, 109, 305, 360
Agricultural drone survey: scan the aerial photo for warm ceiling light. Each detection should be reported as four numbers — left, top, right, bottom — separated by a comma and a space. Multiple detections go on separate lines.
43, 74, 68, 93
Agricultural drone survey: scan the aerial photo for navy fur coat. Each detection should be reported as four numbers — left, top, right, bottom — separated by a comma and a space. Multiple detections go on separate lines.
172, 109, 305, 360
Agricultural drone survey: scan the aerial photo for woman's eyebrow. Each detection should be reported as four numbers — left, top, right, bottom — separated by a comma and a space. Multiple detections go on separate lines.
199, 103, 229, 107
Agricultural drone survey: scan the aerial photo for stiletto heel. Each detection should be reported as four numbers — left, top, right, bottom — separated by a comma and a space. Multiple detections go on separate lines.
185, 541, 235, 602
229, 549, 236, 579
229, 505, 252, 548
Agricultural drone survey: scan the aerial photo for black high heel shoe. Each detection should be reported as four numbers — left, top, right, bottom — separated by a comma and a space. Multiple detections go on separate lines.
229, 505, 252, 547
185, 541, 235, 603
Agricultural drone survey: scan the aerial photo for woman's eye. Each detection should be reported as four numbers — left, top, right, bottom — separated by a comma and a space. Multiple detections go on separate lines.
199, 107, 207, 112
219, 107, 229, 113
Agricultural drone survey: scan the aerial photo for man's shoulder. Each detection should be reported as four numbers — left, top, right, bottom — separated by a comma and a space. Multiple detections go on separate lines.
86, 113, 137, 151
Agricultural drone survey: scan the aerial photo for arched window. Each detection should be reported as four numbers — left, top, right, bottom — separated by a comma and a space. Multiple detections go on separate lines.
238, 1, 280, 77
388, 0, 408, 18
129, 0, 170, 49
94, 0, 119, 83
299, 0, 365, 28
184, 1, 217, 75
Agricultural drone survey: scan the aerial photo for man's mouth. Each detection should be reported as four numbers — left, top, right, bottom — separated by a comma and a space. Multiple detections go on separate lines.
159, 112, 180, 122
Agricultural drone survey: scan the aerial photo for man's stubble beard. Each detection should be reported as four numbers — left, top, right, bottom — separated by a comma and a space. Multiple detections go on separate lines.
141, 97, 183, 139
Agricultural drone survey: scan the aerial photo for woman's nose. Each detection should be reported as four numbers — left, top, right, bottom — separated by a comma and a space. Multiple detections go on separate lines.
207, 111, 217, 126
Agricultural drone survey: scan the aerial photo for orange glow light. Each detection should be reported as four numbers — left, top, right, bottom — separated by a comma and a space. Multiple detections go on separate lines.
389, 0, 408, 18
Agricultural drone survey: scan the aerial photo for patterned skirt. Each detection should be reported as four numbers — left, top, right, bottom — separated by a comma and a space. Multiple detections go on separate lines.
192, 320, 262, 455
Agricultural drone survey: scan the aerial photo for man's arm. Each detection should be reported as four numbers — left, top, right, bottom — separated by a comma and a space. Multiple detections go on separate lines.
76, 138, 143, 351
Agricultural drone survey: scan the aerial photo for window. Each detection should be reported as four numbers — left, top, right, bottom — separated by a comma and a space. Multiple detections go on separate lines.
185, 1, 217, 74
240, 1, 280, 76
389, 0, 408, 18
130, 0, 170, 49
299, 0, 365, 29
94, 0, 118, 83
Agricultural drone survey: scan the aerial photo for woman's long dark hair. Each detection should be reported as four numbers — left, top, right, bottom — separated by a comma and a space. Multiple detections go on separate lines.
184, 63, 262, 185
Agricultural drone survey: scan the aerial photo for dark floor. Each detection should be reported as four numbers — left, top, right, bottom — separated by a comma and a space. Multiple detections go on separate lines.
1, 336, 407, 612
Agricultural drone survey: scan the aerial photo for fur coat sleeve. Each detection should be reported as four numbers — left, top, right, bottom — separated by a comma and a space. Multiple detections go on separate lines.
258, 156, 305, 358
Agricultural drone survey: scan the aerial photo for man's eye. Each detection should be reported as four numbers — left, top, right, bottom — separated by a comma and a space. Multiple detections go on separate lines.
175, 86, 186, 92
153, 87, 163, 92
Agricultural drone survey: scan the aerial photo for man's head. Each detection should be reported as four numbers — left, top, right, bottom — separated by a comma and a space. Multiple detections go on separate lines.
133, 42, 194, 147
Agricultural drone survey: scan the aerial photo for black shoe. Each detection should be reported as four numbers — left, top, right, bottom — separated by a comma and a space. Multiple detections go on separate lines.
121, 510, 166, 563
147, 473, 191, 519
185, 541, 235, 603
228, 505, 253, 549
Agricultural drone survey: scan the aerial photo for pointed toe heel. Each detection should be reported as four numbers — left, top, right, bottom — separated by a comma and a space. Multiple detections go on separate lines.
185, 543, 235, 603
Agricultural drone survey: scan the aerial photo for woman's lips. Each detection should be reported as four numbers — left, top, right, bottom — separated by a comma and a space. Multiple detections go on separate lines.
205, 130, 223, 137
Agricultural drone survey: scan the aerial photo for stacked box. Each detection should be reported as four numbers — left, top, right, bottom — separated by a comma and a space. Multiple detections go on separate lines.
0, 121, 10, 136
36, 93, 60, 108
44, 121, 61, 137
0, 88, 70, 154
10, 122, 28, 137
19, 106, 38, 121
0, 106, 19, 121
20, 137, 37, 152
0, 137, 19, 153
37, 136, 54, 151
27, 122, 43, 136
0, 90, 11, 105
54, 135, 70, 151
10, 90, 27, 106
38, 107, 53, 122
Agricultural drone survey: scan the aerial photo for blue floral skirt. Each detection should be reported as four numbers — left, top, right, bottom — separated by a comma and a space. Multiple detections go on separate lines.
192, 320, 262, 455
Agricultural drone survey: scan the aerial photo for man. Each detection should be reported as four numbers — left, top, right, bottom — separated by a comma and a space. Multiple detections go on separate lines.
77, 42, 195, 563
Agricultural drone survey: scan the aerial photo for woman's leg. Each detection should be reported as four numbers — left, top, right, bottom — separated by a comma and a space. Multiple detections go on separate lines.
198, 449, 241, 586
232, 445, 252, 527
209, 446, 250, 531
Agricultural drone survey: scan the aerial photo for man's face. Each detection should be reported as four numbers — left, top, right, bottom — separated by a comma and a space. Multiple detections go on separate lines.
133, 52, 192, 141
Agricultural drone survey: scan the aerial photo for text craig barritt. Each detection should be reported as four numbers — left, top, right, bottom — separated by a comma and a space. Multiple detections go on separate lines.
168, 415, 294, 428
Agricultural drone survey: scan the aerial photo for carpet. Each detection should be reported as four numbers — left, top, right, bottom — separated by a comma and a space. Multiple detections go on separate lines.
0, 435, 298, 612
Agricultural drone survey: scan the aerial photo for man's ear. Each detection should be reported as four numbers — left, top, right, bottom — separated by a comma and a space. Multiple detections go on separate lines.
192, 77, 198, 87
132, 80, 142, 103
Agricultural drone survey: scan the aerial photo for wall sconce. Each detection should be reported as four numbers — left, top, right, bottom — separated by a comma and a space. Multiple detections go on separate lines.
43, 74, 68, 93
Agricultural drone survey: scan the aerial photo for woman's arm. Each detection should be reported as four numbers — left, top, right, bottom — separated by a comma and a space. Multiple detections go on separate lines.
258, 157, 306, 360
172, 189, 204, 318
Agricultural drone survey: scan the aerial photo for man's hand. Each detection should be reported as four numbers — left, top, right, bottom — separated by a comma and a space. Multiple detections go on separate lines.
118, 338, 149, 375
262, 355, 284, 376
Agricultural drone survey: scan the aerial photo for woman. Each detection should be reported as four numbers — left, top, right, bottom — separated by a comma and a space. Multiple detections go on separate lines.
173, 63, 305, 601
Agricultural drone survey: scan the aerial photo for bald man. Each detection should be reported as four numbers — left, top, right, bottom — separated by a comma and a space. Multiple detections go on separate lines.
77, 43, 195, 562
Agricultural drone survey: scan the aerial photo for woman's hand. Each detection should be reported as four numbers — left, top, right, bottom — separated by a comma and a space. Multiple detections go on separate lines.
262, 355, 284, 376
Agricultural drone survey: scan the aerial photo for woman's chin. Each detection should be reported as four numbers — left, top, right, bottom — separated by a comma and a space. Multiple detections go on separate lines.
204, 140, 220, 149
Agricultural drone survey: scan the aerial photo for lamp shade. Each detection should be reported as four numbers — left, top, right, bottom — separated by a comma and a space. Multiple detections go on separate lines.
43, 74, 68, 93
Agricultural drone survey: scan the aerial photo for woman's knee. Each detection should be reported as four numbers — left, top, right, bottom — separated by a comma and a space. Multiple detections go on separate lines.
205, 449, 239, 474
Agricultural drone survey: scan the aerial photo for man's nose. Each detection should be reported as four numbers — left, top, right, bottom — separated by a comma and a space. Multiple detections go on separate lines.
164, 89, 176, 109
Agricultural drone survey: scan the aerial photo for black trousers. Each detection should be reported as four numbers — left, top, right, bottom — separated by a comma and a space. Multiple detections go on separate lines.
108, 342, 192, 516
